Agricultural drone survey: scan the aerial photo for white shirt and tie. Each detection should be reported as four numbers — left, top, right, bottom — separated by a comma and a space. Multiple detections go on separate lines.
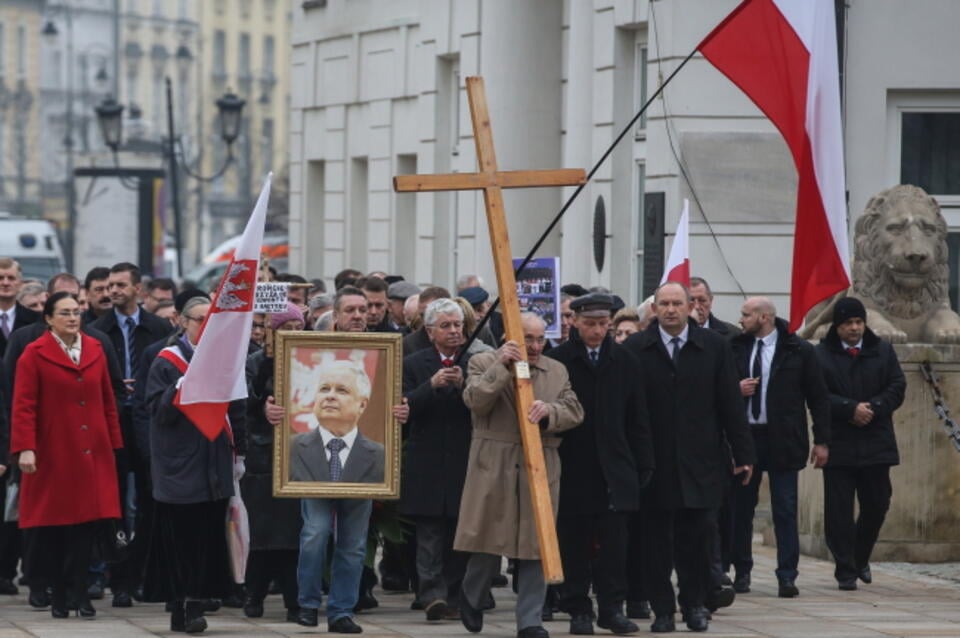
747, 330, 778, 425
310, 416, 358, 467
659, 325, 689, 360
0, 307, 16, 338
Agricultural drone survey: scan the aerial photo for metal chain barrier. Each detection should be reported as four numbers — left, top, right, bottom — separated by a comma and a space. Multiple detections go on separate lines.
919, 360, 960, 452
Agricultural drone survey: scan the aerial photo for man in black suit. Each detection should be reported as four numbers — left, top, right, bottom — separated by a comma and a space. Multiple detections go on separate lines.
730, 297, 830, 598
91, 262, 175, 608
0, 258, 40, 359
548, 293, 654, 636
400, 298, 473, 621
292, 359, 386, 634
815, 297, 905, 591
622, 282, 754, 633
81, 266, 113, 326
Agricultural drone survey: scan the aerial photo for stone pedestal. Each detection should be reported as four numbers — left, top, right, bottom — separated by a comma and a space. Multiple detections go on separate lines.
797, 344, 960, 562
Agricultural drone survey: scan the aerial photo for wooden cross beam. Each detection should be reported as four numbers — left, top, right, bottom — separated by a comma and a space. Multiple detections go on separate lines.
393, 76, 585, 584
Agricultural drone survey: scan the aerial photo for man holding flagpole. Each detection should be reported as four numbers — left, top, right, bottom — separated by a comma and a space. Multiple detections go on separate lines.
144, 175, 272, 633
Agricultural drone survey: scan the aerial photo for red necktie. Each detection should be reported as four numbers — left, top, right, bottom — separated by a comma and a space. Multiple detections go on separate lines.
441, 357, 454, 368
847, 347, 860, 357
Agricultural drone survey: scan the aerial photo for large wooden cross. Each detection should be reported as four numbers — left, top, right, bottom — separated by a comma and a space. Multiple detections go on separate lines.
393, 76, 585, 583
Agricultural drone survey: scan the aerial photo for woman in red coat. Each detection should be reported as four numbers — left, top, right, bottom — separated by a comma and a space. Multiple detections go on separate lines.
11, 291, 123, 619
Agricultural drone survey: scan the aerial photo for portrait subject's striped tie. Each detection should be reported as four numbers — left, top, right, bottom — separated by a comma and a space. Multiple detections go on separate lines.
327, 438, 346, 482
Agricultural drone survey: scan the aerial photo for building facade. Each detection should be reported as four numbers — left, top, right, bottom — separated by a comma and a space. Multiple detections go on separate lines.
287, 0, 960, 320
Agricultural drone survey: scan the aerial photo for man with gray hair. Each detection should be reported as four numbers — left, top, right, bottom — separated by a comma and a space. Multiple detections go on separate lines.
456, 312, 584, 638
400, 298, 474, 621
290, 359, 385, 633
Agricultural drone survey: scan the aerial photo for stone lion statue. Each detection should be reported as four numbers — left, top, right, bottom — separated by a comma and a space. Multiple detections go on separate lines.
801, 184, 960, 343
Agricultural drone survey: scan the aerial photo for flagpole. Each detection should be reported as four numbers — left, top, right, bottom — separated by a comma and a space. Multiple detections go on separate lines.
457, 45, 701, 362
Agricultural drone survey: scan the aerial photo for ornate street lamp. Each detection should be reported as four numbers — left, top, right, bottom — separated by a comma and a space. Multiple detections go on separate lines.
93, 96, 124, 152
215, 92, 245, 146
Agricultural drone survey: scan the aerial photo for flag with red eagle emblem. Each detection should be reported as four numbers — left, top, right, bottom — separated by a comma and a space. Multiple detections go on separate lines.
175, 173, 272, 440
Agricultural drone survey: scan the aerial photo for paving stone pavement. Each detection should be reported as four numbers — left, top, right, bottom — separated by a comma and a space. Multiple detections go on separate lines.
0, 544, 957, 637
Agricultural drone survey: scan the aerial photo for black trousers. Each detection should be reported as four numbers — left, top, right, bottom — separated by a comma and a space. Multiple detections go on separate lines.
0, 473, 21, 581
110, 405, 154, 594
644, 507, 712, 616
558, 511, 629, 617
413, 516, 468, 607
23, 521, 97, 606
823, 465, 892, 583
246, 549, 299, 610
625, 510, 649, 604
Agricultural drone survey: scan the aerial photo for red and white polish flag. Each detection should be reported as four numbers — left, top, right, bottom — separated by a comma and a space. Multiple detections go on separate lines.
176, 173, 272, 440
699, 0, 850, 330
660, 198, 691, 288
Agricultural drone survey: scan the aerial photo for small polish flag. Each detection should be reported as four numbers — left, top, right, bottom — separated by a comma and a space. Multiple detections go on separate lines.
660, 199, 690, 287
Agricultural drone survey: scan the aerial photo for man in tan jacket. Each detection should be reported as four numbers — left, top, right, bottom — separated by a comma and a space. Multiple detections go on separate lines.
455, 312, 584, 638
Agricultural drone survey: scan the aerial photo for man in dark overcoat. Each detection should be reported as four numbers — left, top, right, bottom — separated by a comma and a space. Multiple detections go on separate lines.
400, 298, 473, 621
730, 297, 831, 598
548, 293, 654, 636
622, 282, 754, 633
815, 297, 905, 590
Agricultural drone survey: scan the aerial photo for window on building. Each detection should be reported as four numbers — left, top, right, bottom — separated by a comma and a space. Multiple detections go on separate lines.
178, 0, 188, 19
152, 0, 164, 17
635, 43, 648, 134
0, 24, 6, 78
213, 30, 226, 76
239, 33, 251, 78
16, 24, 25, 78
263, 35, 275, 75
261, 118, 274, 173
901, 112, 960, 195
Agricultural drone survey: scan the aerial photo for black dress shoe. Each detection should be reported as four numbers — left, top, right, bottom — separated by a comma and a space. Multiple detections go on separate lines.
720, 573, 733, 587
112, 590, 132, 607
77, 599, 96, 619
87, 582, 104, 600
459, 588, 483, 633
183, 601, 208, 634
492, 573, 509, 588
598, 611, 639, 634
243, 597, 264, 618
286, 607, 300, 623
51, 605, 69, 619
297, 607, 320, 627
517, 626, 549, 638
858, 566, 872, 584
0, 577, 18, 595
838, 579, 858, 591
706, 586, 735, 611
569, 612, 594, 635
329, 615, 363, 633
425, 599, 448, 621
29, 588, 51, 609
733, 573, 751, 593
650, 615, 675, 633
202, 599, 222, 613
683, 607, 709, 632
626, 600, 651, 620
778, 579, 799, 598
410, 597, 424, 610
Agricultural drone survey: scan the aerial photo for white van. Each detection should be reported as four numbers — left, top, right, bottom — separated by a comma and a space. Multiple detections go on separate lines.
0, 213, 67, 282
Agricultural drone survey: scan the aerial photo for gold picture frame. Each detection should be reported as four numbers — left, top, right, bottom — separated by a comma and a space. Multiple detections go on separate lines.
272, 331, 402, 498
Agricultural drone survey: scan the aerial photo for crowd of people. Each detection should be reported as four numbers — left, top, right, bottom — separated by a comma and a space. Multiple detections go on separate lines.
0, 257, 906, 636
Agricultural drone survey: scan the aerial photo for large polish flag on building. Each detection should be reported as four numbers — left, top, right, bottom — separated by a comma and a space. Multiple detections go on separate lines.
699, 0, 850, 330
660, 198, 690, 287
176, 173, 272, 440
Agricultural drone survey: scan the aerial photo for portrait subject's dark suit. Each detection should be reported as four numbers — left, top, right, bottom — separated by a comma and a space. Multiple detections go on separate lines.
290, 429, 385, 484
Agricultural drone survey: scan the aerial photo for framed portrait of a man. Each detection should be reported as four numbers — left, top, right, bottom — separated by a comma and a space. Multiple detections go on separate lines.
272, 331, 402, 498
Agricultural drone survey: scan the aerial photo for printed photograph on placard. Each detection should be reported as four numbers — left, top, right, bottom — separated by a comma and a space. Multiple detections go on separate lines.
272, 332, 402, 499
512, 256, 561, 339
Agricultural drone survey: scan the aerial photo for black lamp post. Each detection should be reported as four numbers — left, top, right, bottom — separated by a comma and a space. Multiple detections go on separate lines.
94, 80, 246, 276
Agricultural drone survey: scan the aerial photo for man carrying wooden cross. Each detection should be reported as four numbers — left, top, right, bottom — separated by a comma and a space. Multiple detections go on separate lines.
455, 312, 583, 638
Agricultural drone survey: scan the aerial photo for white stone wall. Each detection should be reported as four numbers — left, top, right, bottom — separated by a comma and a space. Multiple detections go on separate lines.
289, 0, 960, 322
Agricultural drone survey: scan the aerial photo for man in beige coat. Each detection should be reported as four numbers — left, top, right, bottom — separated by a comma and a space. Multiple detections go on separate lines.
455, 312, 584, 638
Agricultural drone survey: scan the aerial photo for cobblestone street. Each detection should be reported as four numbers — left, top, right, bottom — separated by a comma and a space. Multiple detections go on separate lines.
0, 545, 956, 637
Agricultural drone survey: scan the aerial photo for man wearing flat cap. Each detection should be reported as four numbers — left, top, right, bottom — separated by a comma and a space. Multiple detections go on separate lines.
547, 293, 654, 635
387, 281, 420, 333
459, 286, 500, 348
814, 297, 905, 591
